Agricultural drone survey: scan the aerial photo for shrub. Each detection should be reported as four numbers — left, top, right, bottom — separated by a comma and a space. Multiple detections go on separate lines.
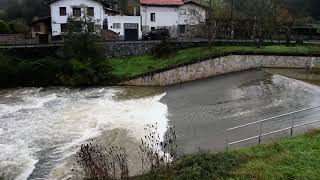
8, 21, 29, 34
0, 52, 18, 87
151, 38, 176, 58
0, 20, 11, 34
73, 143, 129, 180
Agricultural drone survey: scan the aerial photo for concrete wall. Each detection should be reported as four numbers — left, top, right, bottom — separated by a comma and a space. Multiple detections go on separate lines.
121, 55, 320, 86
51, 0, 105, 36
106, 41, 161, 56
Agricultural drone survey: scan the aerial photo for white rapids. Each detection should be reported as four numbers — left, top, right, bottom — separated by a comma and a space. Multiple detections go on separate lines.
0, 87, 168, 180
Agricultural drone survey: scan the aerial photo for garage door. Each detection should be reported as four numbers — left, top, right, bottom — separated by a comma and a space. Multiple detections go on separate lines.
124, 23, 139, 41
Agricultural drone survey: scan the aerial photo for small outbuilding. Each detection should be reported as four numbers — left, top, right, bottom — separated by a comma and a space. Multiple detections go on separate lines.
31, 16, 52, 43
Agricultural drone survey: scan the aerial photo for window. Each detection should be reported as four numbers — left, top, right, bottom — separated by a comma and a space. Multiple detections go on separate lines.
151, 27, 155, 31
189, 9, 196, 15
179, 25, 186, 34
61, 23, 68, 33
87, 7, 94, 16
113, 23, 121, 29
33, 24, 41, 32
105, 3, 111, 8
150, 13, 155, 22
60, 7, 66, 16
73, 7, 81, 17
103, 19, 108, 30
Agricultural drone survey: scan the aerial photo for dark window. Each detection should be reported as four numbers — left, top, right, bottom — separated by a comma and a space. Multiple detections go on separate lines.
61, 23, 68, 33
179, 25, 186, 34
73, 7, 81, 17
151, 27, 155, 31
87, 7, 94, 16
34, 24, 41, 32
88, 23, 95, 32
103, 19, 108, 30
60, 7, 67, 16
150, 13, 155, 22
105, 3, 111, 8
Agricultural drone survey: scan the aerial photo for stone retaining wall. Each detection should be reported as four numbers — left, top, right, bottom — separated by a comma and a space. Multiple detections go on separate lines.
121, 55, 320, 86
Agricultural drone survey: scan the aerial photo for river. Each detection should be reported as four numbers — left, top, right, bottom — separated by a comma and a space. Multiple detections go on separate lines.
1, 69, 320, 179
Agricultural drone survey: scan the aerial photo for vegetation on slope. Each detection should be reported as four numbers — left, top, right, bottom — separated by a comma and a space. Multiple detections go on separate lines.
1, 45, 320, 87
111, 45, 320, 80
139, 129, 320, 179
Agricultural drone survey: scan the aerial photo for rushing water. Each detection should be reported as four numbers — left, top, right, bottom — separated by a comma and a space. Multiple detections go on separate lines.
1, 69, 320, 179
0, 87, 168, 180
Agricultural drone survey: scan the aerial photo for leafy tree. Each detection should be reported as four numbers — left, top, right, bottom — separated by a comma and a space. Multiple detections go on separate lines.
8, 20, 29, 34
236, 0, 276, 47
206, 0, 228, 46
61, 8, 114, 85
5, 0, 49, 23
0, 19, 11, 34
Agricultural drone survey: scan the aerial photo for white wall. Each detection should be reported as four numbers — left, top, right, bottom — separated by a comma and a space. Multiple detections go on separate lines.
140, 5, 179, 30
178, 3, 206, 25
107, 16, 142, 39
50, 0, 105, 36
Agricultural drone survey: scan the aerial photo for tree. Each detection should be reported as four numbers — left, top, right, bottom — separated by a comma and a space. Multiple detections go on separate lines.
237, 0, 276, 47
206, 0, 228, 46
60, 7, 114, 86
8, 20, 29, 34
5, 0, 49, 23
276, 7, 294, 46
0, 20, 11, 34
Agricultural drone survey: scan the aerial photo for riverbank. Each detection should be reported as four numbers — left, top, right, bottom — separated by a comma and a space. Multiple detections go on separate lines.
139, 129, 320, 179
112, 45, 320, 81
1, 45, 320, 87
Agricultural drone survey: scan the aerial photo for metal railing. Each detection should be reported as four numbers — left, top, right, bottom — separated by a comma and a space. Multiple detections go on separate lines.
226, 105, 320, 150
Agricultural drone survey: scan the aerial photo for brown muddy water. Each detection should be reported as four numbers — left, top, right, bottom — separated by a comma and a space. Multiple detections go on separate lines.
1, 69, 320, 179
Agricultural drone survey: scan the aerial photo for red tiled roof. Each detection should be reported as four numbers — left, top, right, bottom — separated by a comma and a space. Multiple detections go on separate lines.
140, 0, 184, 6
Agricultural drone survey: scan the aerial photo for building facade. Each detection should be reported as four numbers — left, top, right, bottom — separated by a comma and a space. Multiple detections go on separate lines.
140, 0, 206, 38
50, 0, 105, 36
49, 0, 141, 40
107, 15, 142, 40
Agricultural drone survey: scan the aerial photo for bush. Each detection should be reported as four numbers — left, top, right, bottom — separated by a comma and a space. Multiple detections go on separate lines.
170, 152, 246, 180
73, 143, 129, 179
151, 38, 176, 58
0, 53, 18, 87
0, 20, 11, 34
8, 21, 29, 34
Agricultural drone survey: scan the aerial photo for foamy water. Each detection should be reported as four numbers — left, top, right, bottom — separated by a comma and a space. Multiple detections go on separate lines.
0, 87, 168, 180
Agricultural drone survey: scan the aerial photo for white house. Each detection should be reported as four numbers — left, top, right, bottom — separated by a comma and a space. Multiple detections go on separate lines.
50, 0, 106, 36
140, 0, 207, 37
49, 0, 142, 40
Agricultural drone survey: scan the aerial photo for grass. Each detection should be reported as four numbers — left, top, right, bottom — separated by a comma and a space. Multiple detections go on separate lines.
110, 45, 320, 81
138, 129, 320, 179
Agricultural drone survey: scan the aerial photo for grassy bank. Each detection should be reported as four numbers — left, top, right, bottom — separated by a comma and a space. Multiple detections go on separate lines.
1, 45, 320, 87
139, 129, 320, 179
111, 45, 320, 80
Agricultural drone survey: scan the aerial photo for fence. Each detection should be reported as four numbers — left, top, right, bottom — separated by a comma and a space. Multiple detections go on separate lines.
226, 105, 320, 150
